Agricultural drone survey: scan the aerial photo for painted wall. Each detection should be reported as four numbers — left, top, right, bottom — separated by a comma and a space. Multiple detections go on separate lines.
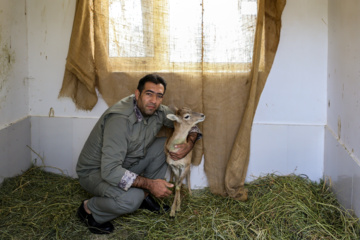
326, 0, 360, 218
0, 0, 29, 129
0, 0, 31, 182
27, 0, 108, 118
249, 0, 327, 181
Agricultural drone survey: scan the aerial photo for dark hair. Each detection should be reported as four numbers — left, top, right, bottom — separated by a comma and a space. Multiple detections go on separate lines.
137, 74, 167, 94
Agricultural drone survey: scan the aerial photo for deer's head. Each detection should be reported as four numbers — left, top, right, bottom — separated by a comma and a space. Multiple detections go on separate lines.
167, 107, 205, 127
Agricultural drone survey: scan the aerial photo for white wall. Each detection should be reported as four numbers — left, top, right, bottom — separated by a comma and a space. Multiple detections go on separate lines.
0, 0, 31, 182
25, 0, 110, 178
0, 0, 29, 128
27, 0, 108, 118
255, 0, 327, 125
326, 0, 360, 218
249, 0, 327, 181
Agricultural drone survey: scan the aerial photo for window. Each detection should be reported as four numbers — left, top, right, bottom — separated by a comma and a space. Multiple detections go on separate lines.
109, 0, 154, 58
108, 0, 258, 72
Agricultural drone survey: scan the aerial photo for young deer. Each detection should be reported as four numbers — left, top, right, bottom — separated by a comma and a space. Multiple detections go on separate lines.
165, 107, 205, 217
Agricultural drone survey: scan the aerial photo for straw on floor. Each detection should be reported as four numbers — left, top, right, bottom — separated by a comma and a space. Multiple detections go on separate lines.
0, 166, 359, 239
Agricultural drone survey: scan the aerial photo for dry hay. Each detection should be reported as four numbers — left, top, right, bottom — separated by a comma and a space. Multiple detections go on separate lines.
0, 166, 359, 239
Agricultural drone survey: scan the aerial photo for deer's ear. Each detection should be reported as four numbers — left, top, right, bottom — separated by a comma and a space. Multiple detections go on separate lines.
168, 105, 178, 113
167, 114, 181, 123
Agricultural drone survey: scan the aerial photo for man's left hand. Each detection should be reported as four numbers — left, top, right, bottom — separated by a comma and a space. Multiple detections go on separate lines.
169, 132, 198, 160
169, 142, 193, 160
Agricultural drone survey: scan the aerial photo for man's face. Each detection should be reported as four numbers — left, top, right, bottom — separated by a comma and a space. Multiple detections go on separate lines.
135, 82, 165, 117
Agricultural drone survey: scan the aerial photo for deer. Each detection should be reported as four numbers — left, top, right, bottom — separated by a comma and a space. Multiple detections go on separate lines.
165, 107, 205, 217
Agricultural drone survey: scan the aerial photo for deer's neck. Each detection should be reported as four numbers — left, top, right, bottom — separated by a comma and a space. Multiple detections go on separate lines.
167, 123, 193, 152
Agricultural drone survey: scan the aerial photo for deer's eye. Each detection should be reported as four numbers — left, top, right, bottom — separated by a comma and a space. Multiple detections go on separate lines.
184, 114, 190, 119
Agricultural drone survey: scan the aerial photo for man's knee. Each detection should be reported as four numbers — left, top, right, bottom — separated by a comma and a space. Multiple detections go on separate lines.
111, 188, 145, 214
114, 196, 142, 214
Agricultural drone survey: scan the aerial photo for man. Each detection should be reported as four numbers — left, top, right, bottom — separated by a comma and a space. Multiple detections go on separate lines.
76, 74, 201, 234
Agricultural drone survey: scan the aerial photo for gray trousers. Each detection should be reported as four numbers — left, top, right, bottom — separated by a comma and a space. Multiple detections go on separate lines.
83, 137, 168, 224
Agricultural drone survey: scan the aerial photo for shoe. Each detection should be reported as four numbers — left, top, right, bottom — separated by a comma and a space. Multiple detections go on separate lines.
139, 195, 170, 214
77, 201, 114, 234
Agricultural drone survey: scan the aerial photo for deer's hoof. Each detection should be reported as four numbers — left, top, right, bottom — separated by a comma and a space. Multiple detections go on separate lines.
170, 210, 176, 218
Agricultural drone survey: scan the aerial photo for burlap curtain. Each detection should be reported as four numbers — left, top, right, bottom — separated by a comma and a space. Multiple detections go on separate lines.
59, 0, 286, 200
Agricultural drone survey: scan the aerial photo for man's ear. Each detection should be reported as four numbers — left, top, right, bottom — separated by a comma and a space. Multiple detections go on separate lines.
135, 89, 140, 101
167, 114, 180, 123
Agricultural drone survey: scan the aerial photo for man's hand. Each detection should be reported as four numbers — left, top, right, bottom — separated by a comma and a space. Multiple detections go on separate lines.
169, 132, 197, 160
133, 176, 173, 198
169, 142, 193, 160
148, 179, 174, 198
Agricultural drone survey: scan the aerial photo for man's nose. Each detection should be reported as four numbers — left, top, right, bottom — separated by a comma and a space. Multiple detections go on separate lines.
150, 94, 157, 103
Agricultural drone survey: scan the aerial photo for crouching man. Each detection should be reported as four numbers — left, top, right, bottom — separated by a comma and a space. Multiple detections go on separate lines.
76, 74, 201, 234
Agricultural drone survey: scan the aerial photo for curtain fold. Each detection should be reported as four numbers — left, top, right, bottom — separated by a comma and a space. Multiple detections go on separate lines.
59, 0, 97, 110
59, 0, 286, 200
224, 0, 265, 200
203, 0, 286, 200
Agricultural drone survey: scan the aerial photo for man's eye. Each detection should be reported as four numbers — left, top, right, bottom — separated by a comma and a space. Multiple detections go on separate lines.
157, 95, 163, 99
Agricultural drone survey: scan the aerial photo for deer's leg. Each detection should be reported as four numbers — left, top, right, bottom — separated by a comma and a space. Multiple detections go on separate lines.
170, 186, 178, 217
170, 170, 175, 183
170, 166, 180, 217
174, 168, 183, 213
175, 182, 182, 212
186, 172, 192, 195
185, 165, 192, 196
175, 166, 190, 212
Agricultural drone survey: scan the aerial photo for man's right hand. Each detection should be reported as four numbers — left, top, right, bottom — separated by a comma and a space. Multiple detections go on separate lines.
148, 179, 174, 198
132, 176, 173, 198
